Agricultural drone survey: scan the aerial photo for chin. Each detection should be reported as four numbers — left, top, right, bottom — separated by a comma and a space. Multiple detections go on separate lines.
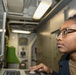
59, 48, 67, 53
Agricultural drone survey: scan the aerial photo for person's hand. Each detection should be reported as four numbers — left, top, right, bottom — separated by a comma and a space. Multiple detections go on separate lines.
29, 63, 53, 74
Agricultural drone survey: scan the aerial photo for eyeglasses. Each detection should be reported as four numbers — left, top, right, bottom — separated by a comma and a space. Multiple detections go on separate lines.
56, 28, 76, 38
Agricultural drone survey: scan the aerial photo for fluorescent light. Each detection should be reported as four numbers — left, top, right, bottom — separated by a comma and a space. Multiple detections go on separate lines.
0, 29, 6, 32
33, 0, 52, 20
12, 30, 31, 34
0, 29, 3, 32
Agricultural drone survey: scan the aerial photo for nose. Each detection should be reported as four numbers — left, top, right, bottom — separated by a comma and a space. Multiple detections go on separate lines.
56, 33, 63, 41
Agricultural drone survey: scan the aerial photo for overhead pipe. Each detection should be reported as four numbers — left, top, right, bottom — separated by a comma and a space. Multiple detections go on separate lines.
7, 12, 23, 16
8, 21, 39, 25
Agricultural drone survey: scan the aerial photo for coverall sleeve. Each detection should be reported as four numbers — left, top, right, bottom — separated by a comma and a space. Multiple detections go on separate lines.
51, 71, 58, 75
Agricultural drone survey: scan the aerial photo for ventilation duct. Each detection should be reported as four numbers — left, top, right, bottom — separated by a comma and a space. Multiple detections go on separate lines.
7, 0, 24, 13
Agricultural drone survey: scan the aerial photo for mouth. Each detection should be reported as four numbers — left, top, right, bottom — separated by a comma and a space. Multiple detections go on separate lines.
57, 43, 66, 53
57, 43, 64, 48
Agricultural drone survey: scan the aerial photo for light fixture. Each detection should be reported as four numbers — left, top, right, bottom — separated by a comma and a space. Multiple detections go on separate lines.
0, 29, 6, 32
33, 0, 52, 20
12, 30, 31, 34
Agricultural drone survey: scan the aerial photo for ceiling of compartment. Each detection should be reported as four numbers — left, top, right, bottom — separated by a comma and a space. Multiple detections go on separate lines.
2, 0, 72, 33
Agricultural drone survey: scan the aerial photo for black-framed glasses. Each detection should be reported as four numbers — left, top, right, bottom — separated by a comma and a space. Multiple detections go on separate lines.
56, 28, 76, 38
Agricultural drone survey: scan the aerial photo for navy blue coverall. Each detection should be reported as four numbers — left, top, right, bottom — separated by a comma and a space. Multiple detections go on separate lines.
51, 54, 70, 75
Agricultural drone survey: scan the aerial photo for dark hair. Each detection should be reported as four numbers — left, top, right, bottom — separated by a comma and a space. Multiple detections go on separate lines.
67, 14, 76, 21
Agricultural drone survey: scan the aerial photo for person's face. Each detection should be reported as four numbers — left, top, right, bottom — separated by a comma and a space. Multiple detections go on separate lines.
57, 20, 76, 53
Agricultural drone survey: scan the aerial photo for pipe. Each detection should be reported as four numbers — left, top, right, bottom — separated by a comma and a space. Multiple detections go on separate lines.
8, 21, 39, 25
